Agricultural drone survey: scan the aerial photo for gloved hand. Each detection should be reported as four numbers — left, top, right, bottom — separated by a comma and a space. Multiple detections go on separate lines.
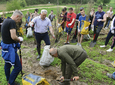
97, 19, 102, 22
85, 27, 88, 30
111, 30, 114, 34
59, 76, 64, 82
78, 28, 81, 32
29, 22, 34, 27
0, 23, 2, 25
91, 25, 94, 31
18, 37, 23, 42
57, 23, 61, 28
68, 23, 72, 26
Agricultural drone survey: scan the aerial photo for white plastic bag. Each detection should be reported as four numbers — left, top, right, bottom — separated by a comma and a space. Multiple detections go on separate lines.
26, 27, 33, 37
39, 45, 54, 66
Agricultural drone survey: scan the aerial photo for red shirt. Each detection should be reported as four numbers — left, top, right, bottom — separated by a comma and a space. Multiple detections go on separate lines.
66, 12, 76, 28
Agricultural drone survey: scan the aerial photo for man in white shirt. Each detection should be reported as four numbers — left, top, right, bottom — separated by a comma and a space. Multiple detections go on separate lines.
29, 9, 55, 59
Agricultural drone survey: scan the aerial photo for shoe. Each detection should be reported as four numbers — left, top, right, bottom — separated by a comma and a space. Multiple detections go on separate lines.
79, 43, 82, 47
36, 55, 40, 59
104, 27, 108, 29
64, 42, 70, 45
100, 45, 106, 48
76, 43, 79, 45
106, 48, 113, 52
107, 73, 114, 79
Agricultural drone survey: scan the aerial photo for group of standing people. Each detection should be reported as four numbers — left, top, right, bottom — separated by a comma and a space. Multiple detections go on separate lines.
0, 4, 115, 85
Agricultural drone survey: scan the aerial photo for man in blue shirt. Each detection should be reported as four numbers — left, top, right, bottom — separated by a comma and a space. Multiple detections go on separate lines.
91, 5, 106, 44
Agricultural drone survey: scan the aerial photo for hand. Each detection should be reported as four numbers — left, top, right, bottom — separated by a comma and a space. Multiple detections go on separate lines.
97, 19, 102, 22
18, 37, 23, 42
29, 22, 34, 27
73, 76, 79, 81
0, 23, 2, 25
111, 30, 114, 34
78, 28, 81, 32
60, 76, 64, 82
68, 23, 72, 26
57, 23, 61, 28
91, 25, 94, 31
52, 35, 55, 39
85, 27, 88, 30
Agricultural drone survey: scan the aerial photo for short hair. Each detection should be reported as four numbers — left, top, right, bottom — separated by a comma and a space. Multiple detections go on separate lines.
64, 7, 67, 11
41, 9, 47, 14
98, 5, 103, 9
51, 10, 53, 12
35, 9, 38, 12
80, 7, 84, 11
49, 48, 57, 55
69, 7, 73, 11
13, 10, 23, 17
62, 9, 65, 12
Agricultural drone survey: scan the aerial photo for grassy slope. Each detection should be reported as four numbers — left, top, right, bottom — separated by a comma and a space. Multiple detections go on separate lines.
0, 2, 115, 85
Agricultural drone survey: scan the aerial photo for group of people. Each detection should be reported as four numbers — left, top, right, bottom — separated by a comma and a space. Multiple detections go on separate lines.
0, 4, 115, 85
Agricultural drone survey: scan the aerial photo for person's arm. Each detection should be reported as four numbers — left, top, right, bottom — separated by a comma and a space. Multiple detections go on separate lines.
29, 13, 33, 22
49, 26, 55, 37
101, 14, 106, 22
60, 53, 78, 76
61, 60, 66, 76
92, 14, 95, 25
10, 29, 20, 42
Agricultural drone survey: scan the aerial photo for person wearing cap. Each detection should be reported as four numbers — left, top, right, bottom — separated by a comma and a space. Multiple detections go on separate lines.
29, 9, 55, 59
65, 7, 76, 44
1, 10, 23, 85
91, 5, 106, 44
49, 45, 88, 85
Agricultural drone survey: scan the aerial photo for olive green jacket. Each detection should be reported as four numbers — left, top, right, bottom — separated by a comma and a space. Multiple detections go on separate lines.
57, 45, 84, 76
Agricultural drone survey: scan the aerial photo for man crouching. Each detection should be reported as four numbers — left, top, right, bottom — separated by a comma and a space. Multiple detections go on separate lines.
49, 45, 88, 85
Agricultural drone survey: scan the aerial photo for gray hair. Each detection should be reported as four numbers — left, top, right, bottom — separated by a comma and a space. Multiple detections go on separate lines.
13, 10, 23, 17
41, 9, 47, 14
49, 48, 57, 55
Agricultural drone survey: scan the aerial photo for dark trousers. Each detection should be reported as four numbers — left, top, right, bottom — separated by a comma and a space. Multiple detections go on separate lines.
93, 26, 103, 42
105, 30, 115, 49
5, 53, 22, 85
34, 32, 50, 55
63, 52, 88, 85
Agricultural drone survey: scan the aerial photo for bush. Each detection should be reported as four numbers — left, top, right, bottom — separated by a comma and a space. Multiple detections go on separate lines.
19, 0, 27, 7
6, 0, 21, 11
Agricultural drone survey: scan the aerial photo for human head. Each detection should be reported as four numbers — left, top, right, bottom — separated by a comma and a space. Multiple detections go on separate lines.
62, 9, 65, 15
49, 48, 58, 57
64, 7, 67, 12
69, 7, 73, 14
98, 5, 103, 12
91, 8, 95, 12
110, 7, 113, 11
35, 9, 38, 13
41, 9, 47, 20
80, 10, 85, 16
80, 7, 84, 11
51, 10, 53, 14
12, 10, 23, 23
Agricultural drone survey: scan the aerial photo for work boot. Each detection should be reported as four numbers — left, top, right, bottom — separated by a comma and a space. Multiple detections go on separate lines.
36, 55, 40, 59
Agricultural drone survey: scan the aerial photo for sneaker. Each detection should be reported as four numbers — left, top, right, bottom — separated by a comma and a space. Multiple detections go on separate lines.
104, 27, 108, 29
79, 43, 82, 47
76, 43, 79, 45
64, 42, 70, 45
36, 55, 40, 59
100, 45, 106, 48
107, 73, 114, 79
106, 48, 113, 52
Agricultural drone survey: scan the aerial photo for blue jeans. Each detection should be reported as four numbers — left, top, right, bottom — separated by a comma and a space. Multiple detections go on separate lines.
105, 30, 115, 49
34, 32, 50, 55
5, 53, 22, 85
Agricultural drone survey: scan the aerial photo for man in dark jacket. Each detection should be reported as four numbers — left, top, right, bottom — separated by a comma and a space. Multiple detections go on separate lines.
49, 45, 88, 85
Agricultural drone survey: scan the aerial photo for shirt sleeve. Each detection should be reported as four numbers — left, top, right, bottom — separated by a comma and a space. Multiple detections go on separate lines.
72, 13, 76, 19
60, 52, 78, 76
48, 20, 52, 27
32, 17, 37, 23
9, 20, 16, 30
